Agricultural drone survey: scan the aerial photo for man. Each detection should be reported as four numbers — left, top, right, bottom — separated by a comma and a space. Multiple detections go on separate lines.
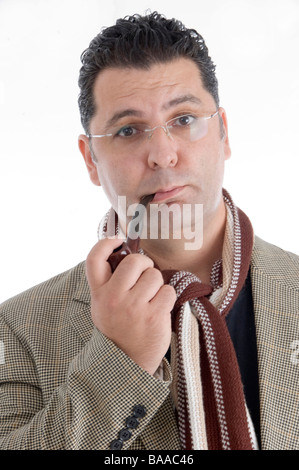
0, 12, 298, 450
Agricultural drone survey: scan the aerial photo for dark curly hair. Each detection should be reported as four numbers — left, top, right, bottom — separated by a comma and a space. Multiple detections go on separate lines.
78, 11, 219, 134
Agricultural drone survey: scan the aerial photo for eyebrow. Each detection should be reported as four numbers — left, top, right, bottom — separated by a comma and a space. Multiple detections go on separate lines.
105, 109, 144, 131
163, 94, 202, 109
104, 94, 202, 130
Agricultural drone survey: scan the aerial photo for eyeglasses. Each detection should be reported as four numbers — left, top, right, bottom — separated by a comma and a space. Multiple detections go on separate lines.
88, 110, 219, 150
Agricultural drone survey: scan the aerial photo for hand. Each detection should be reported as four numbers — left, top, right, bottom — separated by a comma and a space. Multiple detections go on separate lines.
86, 238, 176, 375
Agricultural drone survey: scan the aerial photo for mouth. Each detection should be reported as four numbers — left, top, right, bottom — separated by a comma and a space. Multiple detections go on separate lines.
151, 186, 186, 203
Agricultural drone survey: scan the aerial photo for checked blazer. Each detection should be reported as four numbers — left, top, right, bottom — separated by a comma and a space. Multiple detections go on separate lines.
0, 236, 298, 450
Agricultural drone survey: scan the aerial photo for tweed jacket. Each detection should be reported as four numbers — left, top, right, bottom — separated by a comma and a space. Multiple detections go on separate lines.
0, 236, 298, 450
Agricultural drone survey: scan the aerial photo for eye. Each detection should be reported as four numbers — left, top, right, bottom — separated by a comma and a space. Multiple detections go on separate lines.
174, 115, 196, 127
116, 125, 137, 138
169, 114, 197, 128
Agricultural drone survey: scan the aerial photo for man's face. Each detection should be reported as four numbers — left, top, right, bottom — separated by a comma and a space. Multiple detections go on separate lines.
79, 57, 231, 233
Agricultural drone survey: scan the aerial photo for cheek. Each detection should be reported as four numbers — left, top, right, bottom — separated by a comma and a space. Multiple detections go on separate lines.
95, 156, 141, 208
207, 154, 225, 194
192, 141, 226, 194
96, 160, 122, 202
202, 136, 226, 170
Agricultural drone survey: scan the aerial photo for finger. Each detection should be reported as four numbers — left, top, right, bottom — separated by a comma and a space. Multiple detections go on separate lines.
86, 238, 125, 290
111, 253, 154, 291
131, 267, 164, 302
150, 284, 177, 312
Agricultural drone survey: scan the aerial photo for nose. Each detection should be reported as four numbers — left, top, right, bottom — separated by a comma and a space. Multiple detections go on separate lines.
146, 127, 178, 169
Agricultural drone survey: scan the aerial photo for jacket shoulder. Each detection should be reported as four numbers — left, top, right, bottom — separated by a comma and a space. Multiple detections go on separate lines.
251, 236, 299, 289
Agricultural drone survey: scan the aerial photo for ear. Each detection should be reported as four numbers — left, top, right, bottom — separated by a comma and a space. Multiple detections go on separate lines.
218, 107, 231, 161
78, 134, 101, 186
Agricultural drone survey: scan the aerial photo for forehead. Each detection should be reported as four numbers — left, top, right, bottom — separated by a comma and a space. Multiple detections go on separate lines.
91, 58, 215, 124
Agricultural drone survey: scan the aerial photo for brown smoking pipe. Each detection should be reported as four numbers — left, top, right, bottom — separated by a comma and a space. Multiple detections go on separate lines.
107, 194, 154, 272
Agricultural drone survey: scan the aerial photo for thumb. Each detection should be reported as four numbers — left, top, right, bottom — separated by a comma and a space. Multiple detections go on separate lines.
86, 238, 124, 291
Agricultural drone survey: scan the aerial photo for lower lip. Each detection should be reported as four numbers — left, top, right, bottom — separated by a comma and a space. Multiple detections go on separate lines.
152, 186, 185, 203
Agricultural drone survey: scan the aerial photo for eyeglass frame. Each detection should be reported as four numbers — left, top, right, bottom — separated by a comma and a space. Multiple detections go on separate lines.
87, 109, 219, 142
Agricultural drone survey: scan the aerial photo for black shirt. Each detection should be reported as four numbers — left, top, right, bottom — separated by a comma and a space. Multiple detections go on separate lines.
226, 269, 261, 447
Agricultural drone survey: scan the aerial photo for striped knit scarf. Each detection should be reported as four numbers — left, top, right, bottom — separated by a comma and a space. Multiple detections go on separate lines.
99, 189, 257, 450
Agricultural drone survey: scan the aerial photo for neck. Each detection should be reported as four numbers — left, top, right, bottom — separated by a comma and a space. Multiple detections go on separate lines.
140, 201, 227, 284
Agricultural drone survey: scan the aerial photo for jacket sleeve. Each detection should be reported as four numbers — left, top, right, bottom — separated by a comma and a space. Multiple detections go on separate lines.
0, 314, 172, 450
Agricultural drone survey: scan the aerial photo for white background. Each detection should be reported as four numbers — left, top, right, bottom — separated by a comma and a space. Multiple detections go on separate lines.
0, 0, 298, 303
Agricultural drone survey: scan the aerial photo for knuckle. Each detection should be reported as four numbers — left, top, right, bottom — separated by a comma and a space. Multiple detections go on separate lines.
123, 253, 154, 269
86, 247, 97, 267
148, 267, 164, 283
86, 242, 103, 271
162, 284, 177, 302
